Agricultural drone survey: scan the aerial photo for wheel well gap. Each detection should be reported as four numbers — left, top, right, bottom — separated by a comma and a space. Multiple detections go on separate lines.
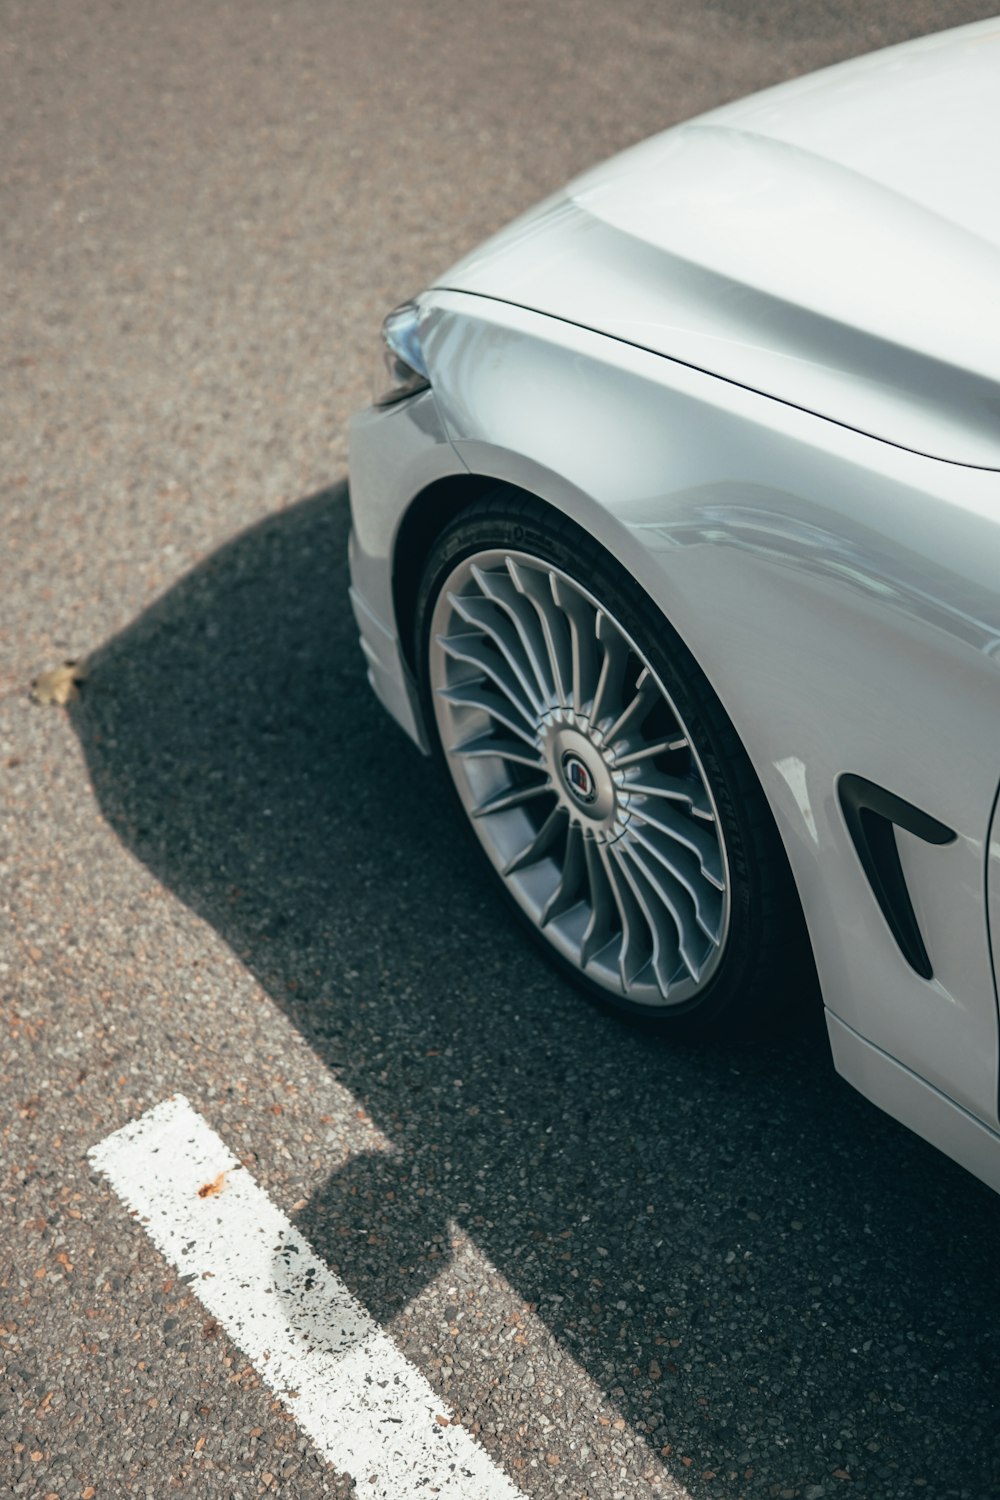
392, 476, 547, 670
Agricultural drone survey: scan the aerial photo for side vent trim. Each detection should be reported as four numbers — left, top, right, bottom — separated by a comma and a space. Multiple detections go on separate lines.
838, 774, 956, 981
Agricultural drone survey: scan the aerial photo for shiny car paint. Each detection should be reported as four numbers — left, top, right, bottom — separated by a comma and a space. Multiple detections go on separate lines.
349, 20, 1000, 1193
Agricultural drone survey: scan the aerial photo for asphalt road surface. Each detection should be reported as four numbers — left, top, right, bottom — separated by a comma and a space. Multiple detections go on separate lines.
3, 3, 1000, 1498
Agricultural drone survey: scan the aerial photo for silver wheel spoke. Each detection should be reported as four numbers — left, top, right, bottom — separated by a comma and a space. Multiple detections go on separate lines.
550, 575, 600, 714
625, 769, 715, 821
599, 843, 650, 992
611, 734, 688, 768
436, 632, 539, 725
429, 547, 730, 1009
541, 822, 586, 926
447, 595, 547, 715
611, 844, 680, 999
438, 680, 539, 747
591, 612, 629, 729
507, 557, 574, 707
630, 800, 725, 889
450, 732, 546, 771
504, 806, 567, 875
617, 840, 704, 978
471, 563, 556, 704
603, 666, 658, 748
620, 841, 707, 979
580, 835, 618, 967
472, 779, 554, 819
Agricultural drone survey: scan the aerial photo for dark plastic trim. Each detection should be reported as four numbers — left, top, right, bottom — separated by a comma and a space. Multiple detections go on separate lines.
838, 774, 956, 981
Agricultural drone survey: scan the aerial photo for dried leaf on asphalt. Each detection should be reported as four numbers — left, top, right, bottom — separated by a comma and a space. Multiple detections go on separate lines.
31, 660, 87, 706
197, 1170, 228, 1199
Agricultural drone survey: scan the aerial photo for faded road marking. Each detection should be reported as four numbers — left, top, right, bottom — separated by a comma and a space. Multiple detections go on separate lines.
89, 1095, 525, 1500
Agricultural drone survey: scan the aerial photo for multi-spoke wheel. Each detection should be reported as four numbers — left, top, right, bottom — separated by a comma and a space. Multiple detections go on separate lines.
416, 494, 805, 1034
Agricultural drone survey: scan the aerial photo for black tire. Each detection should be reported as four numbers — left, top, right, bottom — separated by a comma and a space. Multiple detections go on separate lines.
414, 488, 812, 1039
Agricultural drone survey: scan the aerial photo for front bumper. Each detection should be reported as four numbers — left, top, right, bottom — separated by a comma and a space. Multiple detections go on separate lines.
347, 526, 429, 753
347, 387, 466, 755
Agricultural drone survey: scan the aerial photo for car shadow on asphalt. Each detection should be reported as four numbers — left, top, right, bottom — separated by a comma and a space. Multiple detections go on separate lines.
69, 480, 1000, 1496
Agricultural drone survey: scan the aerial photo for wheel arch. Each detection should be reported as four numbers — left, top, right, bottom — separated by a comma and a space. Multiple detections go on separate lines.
407, 480, 820, 1034
392, 473, 497, 675
390, 456, 678, 684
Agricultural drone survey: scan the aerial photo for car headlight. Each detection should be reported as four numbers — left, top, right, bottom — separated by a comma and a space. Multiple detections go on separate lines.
374, 301, 430, 406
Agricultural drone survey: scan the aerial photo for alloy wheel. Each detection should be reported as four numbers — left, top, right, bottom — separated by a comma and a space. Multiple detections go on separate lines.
428, 550, 731, 1009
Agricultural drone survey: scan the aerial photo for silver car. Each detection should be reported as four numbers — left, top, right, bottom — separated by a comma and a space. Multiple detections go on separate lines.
349, 19, 1000, 1193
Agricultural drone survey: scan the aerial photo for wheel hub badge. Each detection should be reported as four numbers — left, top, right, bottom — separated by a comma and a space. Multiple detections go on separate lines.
562, 752, 597, 805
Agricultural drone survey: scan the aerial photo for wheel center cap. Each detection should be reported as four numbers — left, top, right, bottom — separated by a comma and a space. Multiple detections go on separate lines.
561, 752, 597, 805
542, 723, 622, 835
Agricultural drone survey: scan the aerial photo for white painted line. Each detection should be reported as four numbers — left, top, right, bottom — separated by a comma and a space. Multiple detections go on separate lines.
89, 1095, 524, 1500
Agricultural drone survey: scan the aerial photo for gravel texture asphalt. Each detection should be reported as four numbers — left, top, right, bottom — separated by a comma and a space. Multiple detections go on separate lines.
3, 3, 1000, 1498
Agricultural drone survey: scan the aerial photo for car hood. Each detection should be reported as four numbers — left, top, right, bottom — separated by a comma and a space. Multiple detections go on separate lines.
434, 19, 1000, 469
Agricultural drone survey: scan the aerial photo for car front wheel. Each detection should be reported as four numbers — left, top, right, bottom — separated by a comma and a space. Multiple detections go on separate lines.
415, 491, 807, 1037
